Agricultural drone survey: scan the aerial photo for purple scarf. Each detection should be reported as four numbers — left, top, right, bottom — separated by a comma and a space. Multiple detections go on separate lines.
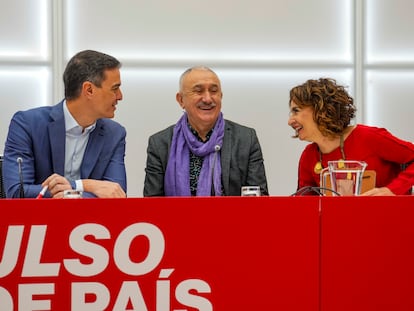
164, 112, 225, 196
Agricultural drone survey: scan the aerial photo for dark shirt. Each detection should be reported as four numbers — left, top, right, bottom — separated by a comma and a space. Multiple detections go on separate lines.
188, 124, 213, 196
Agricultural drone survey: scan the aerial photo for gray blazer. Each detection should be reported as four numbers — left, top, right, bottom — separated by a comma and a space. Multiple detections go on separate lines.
144, 119, 268, 196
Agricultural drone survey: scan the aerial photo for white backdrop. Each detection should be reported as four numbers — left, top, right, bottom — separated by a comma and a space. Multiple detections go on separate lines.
1, 0, 414, 196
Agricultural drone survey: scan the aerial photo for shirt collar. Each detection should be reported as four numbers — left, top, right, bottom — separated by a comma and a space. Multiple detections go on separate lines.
187, 122, 213, 142
63, 100, 96, 134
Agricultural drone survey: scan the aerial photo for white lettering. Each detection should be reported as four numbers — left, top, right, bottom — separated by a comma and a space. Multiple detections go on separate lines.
114, 223, 165, 276
22, 226, 60, 277
156, 269, 174, 311
71, 282, 110, 311
0, 225, 24, 277
64, 224, 110, 277
0, 223, 214, 311
0, 286, 13, 310
176, 280, 213, 311
112, 281, 148, 311
19, 283, 54, 311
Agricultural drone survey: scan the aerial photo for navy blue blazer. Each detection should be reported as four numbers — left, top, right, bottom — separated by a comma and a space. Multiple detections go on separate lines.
3, 101, 126, 198
144, 119, 268, 196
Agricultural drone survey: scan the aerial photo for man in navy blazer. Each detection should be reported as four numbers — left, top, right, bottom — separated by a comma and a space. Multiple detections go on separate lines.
144, 66, 268, 196
3, 50, 127, 198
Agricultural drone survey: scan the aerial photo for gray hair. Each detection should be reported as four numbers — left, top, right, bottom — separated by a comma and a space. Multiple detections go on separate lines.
179, 66, 218, 91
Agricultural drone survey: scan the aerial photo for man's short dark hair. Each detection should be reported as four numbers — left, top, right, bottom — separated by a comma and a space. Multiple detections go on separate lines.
63, 50, 121, 100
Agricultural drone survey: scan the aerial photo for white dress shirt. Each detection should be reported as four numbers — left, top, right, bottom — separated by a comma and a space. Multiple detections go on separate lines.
63, 101, 96, 191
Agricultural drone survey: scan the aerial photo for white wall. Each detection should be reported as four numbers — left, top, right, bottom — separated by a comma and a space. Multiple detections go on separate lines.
1, 0, 414, 196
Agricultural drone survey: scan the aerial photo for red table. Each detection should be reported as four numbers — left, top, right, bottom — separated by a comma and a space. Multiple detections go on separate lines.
321, 196, 414, 311
0, 196, 320, 310
1, 196, 414, 310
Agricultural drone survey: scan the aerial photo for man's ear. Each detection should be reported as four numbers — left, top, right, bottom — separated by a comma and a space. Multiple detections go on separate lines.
176, 92, 184, 109
83, 81, 94, 97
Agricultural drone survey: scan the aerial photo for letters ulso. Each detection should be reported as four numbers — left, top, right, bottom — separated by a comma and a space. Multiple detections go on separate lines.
0, 223, 213, 310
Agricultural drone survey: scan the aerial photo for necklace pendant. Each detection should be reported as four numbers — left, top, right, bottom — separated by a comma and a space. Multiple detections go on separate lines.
338, 159, 345, 168
314, 161, 323, 174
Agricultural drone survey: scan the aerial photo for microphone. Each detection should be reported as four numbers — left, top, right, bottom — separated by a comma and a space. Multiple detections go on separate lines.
17, 157, 25, 198
210, 145, 221, 196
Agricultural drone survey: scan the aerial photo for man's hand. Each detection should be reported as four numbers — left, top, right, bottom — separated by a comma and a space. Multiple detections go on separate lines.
42, 173, 72, 198
82, 179, 126, 198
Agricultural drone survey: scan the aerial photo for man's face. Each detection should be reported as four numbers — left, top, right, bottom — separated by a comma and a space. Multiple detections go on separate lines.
176, 69, 222, 134
91, 68, 123, 119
